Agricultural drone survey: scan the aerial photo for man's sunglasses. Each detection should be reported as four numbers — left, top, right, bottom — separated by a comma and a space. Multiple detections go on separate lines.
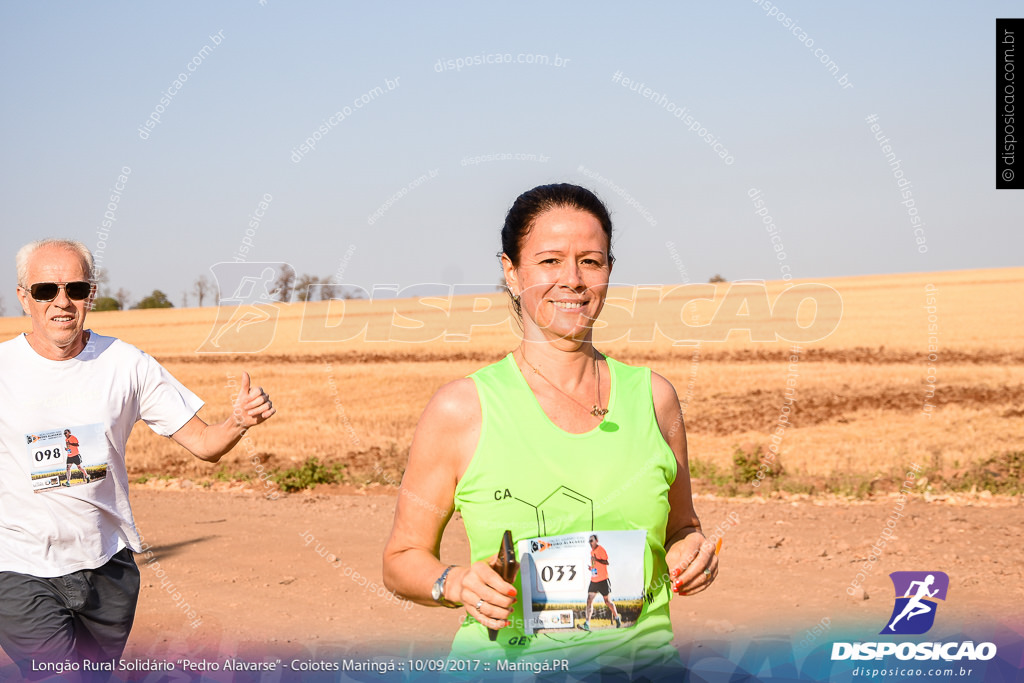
24, 281, 93, 302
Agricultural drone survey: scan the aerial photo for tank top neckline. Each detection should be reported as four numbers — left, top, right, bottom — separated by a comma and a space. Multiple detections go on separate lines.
502, 352, 618, 438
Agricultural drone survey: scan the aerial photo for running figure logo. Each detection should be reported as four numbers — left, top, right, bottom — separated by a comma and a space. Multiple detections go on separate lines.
197, 263, 290, 353
880, 571, 949, 635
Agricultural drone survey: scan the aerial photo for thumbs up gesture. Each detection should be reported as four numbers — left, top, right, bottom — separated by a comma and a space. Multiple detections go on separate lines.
232, 371, 276, 429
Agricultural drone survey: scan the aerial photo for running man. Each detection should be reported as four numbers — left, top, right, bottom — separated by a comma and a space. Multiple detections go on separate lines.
889, 574, 939, 631
584, 534, 621, 630
0, 239, 277, 678
63, 428, 90, 486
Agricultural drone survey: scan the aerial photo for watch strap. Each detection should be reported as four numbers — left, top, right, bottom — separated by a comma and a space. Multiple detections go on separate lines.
433, 565, 460, 608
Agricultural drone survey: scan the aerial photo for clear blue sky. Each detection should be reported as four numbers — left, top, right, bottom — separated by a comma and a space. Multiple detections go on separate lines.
1, 2, 1020, 309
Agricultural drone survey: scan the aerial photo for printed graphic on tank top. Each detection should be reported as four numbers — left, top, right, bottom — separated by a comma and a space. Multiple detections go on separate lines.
453, 355, 677, 659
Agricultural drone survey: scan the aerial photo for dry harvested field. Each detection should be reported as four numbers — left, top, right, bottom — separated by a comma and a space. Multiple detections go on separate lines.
1, 267, 1021, 679
2, 267, 1018, 490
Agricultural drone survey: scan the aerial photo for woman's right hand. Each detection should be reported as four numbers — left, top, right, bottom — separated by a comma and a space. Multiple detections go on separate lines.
448, 556, 517, 630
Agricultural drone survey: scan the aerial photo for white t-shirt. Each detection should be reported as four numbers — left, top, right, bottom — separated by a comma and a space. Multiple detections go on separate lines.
0, 332, 203, 577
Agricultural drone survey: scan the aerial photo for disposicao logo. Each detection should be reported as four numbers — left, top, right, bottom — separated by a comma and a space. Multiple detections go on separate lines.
831, 570, 997, 663
881, 571, 948, 635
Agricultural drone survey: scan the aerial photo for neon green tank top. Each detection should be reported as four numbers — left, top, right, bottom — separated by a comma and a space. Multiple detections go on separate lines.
451, 353, 682, 675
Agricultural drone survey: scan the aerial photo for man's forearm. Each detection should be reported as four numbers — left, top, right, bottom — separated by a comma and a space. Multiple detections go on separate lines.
171, 373, 275, 462
184, 418, 246, 463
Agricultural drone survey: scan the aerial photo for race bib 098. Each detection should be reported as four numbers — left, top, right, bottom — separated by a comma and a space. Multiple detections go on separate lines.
25, 422, 107, 492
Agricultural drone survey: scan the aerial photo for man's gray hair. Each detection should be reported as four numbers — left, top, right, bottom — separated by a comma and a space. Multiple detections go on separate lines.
15, 239, 95, 286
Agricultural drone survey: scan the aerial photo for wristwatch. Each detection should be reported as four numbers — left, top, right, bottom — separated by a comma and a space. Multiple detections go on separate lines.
431, 565, 461, 608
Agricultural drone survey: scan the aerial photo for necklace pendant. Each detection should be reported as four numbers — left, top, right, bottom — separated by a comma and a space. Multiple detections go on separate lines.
591, 406, 609, 417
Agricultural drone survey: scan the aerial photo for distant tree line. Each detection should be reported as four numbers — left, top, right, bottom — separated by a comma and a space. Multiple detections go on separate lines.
92, 289, 171, 310
270, 268, 365, 303
83, 268, 366, 314
87, 269, 135, 311
7, 269, 727, 318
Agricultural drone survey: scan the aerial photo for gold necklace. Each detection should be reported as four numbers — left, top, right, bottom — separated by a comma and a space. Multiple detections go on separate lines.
519, 347, 609, 419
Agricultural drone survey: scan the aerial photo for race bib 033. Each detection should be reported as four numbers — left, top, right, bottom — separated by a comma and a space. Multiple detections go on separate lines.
517, 529, 646, 635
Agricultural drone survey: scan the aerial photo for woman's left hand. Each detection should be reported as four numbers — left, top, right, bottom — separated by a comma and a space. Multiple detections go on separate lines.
666, 532, 719, 596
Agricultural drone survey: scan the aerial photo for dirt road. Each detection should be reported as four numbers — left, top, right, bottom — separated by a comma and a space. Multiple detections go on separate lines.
2, 485, 1019, 681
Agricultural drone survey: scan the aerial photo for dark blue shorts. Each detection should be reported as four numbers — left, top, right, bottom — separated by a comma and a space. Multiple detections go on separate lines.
0, 548, 140, 681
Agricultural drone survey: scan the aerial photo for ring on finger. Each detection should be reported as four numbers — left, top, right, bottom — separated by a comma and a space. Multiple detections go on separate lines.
475, 599, 484, 611
703, 568, 711, 576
